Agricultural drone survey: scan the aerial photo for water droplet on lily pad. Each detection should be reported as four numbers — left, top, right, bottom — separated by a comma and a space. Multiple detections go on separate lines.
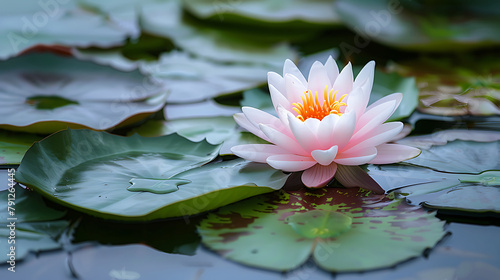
127, 178, 191, 194
286, 210, 352, 239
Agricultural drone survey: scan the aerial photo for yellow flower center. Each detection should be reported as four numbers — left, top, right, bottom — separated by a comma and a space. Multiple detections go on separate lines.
292, 86, 348, 121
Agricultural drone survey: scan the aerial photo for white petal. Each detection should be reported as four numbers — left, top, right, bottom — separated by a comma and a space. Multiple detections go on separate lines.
311, 145, 338, 166
317, 113, 339, 150
335, 165, 384, 194
308, 61, 331, 97
332, 62, 353, 96
345, 84, 369, 120
335, 147, 377, 165
231, 144, 289, 163
233, 113, 269, 141
287, 114, 319, 153
268, 72, 285, 93
369, 144, 421, 164
330, 111, 356, 150
267, 154, 316, 172
324, 56, 339, 85
353, 61, 375, 95
283, 59, 307, 86
285, 73, 307, 104
301, 163, 337, 188
260, 124, 308, 156
269, 84, 291, 111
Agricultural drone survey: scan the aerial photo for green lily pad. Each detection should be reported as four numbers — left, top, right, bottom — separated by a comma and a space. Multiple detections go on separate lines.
198, 187, 446, 272
0, 53, 167, 133
0, 130, 43, 165
391, 55, 500, 116
0, 0, 137, 60
0, 186, 69, 262
368, 130, 500, 213
141, 51, 271, 103
15, 129, 288, 221
130, 117, 269, 156
335, 0, 500, 51
140, 0, 296, 67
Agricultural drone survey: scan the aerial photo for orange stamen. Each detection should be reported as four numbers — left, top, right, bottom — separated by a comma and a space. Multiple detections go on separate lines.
292, 86, 347, 121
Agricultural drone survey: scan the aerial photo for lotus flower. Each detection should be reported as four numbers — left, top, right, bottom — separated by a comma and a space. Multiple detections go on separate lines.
231, 57, 420, 191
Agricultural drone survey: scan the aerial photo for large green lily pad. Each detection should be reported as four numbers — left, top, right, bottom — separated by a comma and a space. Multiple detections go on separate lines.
0, 53, 167, 133
368, 130, 500, 213
0, 186, 69, 262
15, 129, 288, 221
335, 0, 500, 51
198, 187, 445, 272
0, 0, 137, 60
392, 55, 500, 116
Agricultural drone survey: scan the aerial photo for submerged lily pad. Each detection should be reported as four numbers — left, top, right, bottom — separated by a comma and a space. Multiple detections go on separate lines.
198, 187, 445, 272
15, 129, 288, 221
0, 186, 69, 262
0, 53, 167, 133
368, 130, 500, 213
391, 56, 500, 116
335, 0, 500, 51
0, 0, 137, 60
0, 130, 43, 165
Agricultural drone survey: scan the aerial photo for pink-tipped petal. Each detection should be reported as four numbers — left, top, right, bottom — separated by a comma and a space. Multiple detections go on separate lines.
260, 124, 308, 156
231, 144, 290, 163
267, 154, 316, 172
242, 106, 285, 133
353, 61, 375, 95
287, 114, 319, 153
344, 122, 403, 152
335, 147, 377, 165
354, 99, 397, 138
330, 111, 356, 150
317, 113, 339, 150
345, 84, 369, 120
365, 92, 402, 118
269, 84, 291, 111
332, 62, 353, 96
324, 56, 339, 85
311, 145, 338, 166
285, 73, 308, 104
283, 59, 307, 86
369, 144, 421, 164
268, 72, 285, 93
308, 61, 331, 96
301, 163, 337, 188
335, 165, 384, 194
233, 113, 269, 141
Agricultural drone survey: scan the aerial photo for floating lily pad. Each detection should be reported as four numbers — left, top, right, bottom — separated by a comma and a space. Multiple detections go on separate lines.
140, 0, 296, 67
198, 187, 445, 272
368, 130, 500, 213
0, 186, 69, 262
335, 0, 500, 51
184, 0, 342, 27
0, 53, 167, 133
391, 56, 500, 116
0, 130, 43, 165
15, 129, 288, 221
0, 0, 137, 60
141, 51, 271, 103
